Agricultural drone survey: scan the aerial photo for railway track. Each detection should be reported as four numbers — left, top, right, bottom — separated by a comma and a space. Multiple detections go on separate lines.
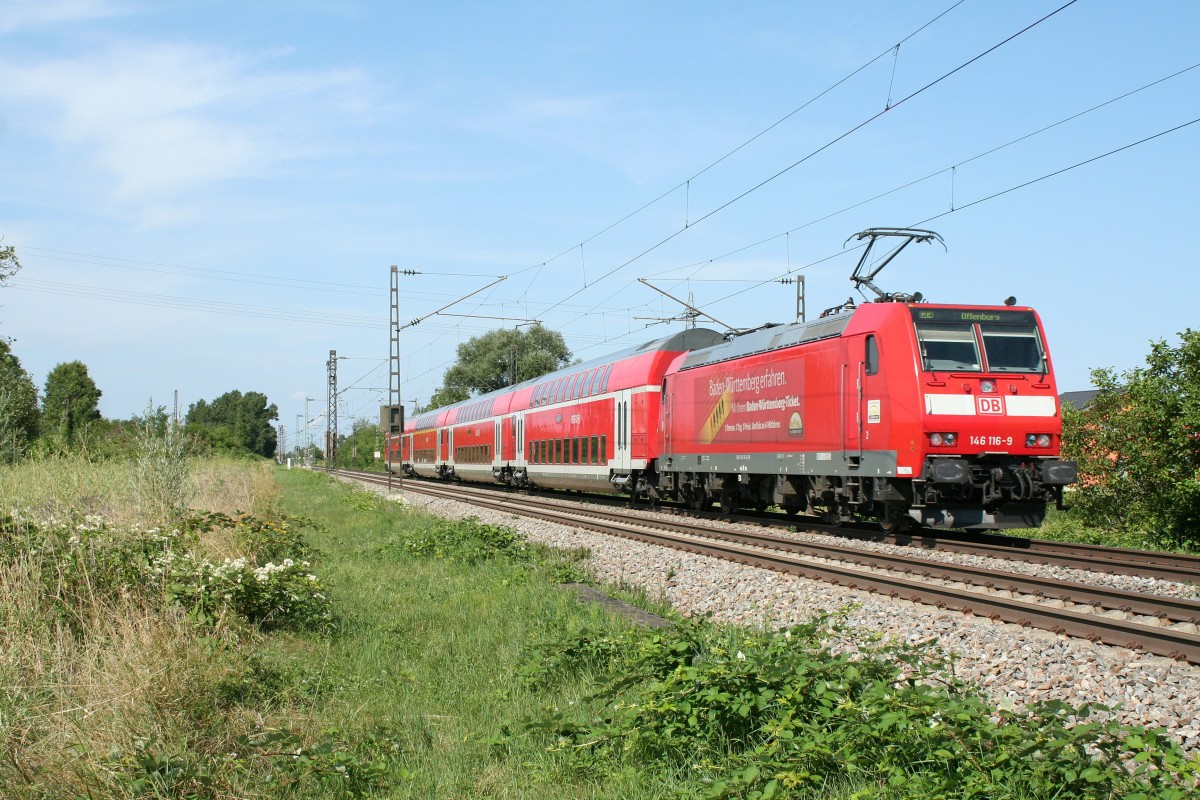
325, 468, 1200, 665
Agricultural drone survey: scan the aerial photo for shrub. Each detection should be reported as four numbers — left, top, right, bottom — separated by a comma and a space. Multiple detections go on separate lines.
510, 615, 1200, 799
391, 515, 530, 564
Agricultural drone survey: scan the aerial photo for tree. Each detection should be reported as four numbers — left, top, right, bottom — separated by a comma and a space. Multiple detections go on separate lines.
427, 324, 571, 409
0, 244, 19, 285
334, 418, 386, 470
1061, 328, 1200, 546
0, 340, 39, 463
185, 390, 279, 458
42, 361, 103, 444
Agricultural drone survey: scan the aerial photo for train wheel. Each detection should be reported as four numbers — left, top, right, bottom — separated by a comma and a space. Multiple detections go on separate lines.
689, 488, 712, 512
878, 506, 913, 534
720, 487, 739, 515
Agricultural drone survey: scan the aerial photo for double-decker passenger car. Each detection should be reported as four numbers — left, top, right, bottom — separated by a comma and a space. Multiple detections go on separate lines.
388, 328, 725, 491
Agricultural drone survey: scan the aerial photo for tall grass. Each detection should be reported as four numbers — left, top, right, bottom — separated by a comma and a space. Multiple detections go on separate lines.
0, 451, 290, 798
0, 453, 275, 529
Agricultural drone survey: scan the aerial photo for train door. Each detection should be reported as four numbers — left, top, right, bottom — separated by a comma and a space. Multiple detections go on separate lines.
661, 379, 673, 456
614, 388, 633, 471
843, 341, 864, 468
860, 334, 886, 457
494, 420, 502, 466
512, 412, 525, 466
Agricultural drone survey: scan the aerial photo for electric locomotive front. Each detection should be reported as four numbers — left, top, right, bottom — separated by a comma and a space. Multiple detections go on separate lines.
658, 300, 1076, 529
900, 303, 1077, 527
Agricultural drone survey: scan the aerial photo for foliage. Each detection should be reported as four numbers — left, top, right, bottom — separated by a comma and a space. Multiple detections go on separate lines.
95, 726, 407, 798
41, 359, 103, 444
0, 509, 330, 633
0, 339, 40, 463
389, 514, 532, 565
1062, 328, 1200, 547
186, 389, 279, 458
427, 323, 572, 409
333, 417, 386, 470
509, 616, 1200, 799
131, 403, 192, 524
427, 383, 469, 409
0, 242, 18, 283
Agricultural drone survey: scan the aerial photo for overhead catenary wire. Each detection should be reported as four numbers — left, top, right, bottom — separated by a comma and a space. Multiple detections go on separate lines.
400, 39, 1192, 403
7, 278, 386, 328
498, 0, 972, 283
699, 114, 1200, 311
537, 0, 1081, 329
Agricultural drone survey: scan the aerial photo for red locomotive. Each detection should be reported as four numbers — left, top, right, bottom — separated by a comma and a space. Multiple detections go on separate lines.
387, 229, 1076, 529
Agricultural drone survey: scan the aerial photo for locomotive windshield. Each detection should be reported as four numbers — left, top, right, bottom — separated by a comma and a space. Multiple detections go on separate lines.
913, 311, 1046, 374
915, 323, 981, 371
979, 323, 1045, 372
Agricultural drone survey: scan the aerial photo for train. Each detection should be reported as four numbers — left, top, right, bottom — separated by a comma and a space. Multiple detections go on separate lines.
385, 229, 1077, 530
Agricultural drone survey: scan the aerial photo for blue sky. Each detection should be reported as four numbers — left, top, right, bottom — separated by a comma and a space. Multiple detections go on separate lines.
1, 0, 1197, 449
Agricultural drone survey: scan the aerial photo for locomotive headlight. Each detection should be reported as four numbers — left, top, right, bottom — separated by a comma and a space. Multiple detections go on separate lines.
980, 380, 996, 393
1026, 433, 1052, 448
929, 432, 957, 447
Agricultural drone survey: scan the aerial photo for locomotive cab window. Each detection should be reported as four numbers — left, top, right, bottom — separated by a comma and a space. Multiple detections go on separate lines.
865, 335, 879, 375
915, 323, 981, 372
980, 324, 1046, 373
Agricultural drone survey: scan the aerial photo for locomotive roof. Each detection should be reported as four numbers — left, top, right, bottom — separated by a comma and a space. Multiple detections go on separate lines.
678, 314, 852, 371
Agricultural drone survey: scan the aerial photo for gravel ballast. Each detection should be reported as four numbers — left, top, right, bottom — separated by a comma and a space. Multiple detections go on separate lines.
369, 480, 1200, 753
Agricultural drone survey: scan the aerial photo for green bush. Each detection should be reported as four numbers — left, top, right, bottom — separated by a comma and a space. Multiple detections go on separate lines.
510, 616, 1200, 799
1061, 329, 1200, 549
0, 510, 332, 633
390, 515, 531, 564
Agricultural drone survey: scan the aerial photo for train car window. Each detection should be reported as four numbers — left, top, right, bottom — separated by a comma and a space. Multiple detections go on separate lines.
590, 435, 599, 465
571, 437, 580, 464
586, 368, 601, 396
553, 439, 561, 464
915, 322, 981, 372
865, 335, 879, 375
600, 435, 608, 463
568, 374, 581, 400
980, 324, 1046, 373
581, 436, 590, 464
561, 438, 569, 464
600, 364, 613, 393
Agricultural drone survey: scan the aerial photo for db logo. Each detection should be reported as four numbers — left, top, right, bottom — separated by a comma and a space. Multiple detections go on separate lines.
977, 396, 1004, 415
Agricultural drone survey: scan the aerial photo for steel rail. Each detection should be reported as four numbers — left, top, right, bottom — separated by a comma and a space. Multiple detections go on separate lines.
333, 471, 1200, 664
327, 467, 1200, 583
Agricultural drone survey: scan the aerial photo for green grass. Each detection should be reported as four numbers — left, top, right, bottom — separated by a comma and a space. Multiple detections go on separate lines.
273, 468, 672, 798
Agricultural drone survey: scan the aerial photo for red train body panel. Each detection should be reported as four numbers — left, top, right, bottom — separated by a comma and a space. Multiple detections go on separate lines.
385, 300, 1076, 529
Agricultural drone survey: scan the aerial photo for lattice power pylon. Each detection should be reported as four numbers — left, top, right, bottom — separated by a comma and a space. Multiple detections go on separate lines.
326, 349, 337, 463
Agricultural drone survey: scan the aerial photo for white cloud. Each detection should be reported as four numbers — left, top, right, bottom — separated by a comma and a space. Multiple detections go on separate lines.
0, 0, 126, 34
0, 40, 368, 214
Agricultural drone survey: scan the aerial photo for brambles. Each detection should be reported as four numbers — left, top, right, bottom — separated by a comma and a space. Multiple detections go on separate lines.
509, 615, 1200, 798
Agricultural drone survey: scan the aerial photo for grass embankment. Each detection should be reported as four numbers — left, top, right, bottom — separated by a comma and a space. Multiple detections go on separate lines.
3, 459, 1199, 799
